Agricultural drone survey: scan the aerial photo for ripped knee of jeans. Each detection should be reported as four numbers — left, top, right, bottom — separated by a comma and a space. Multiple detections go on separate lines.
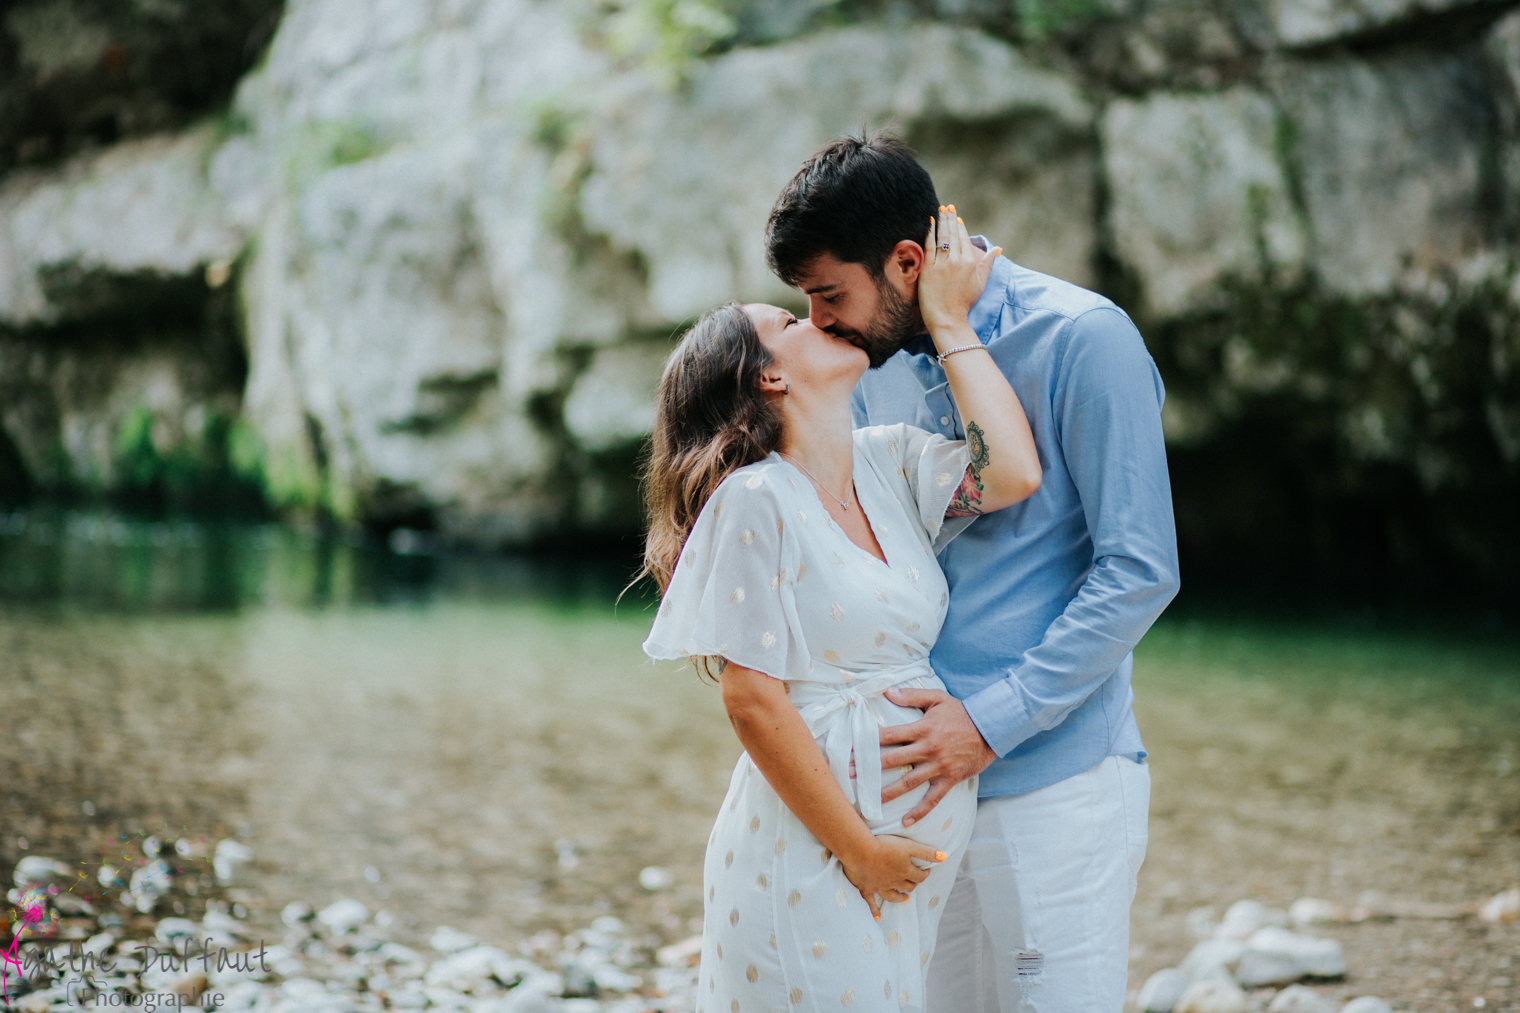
1014, 950, 1043, 978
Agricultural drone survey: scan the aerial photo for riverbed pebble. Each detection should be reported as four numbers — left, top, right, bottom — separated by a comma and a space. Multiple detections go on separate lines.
212, 840, 254, 884
1175, 979, 1250, 1013
316, 898, 370, 934
13, 857, 72, 889
1138, 967, 1192, 1011
1288, 899, 1345, 928
1266, 985, 1338, 1013
1179, 938, 1246, 981
1217, 900, 1288, 941
637, 867, 675, 891
1339, 998, 1394, 1013
1235, 927, 1346, 987
128, 861, 172, 912
0, 852, 1465, 1013
429, 926, 480, 954
1479, 887, 1520, 924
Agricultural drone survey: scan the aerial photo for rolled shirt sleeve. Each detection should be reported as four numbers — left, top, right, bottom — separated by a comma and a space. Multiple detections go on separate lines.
960, 307, 1181, 758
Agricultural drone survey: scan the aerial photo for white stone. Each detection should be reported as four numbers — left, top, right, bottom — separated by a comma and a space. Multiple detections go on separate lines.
214, 839, 254, 883
1267, 984, 1338, 1013
1479, 887, 1520, 923
424, 945, 530, 992
155, 918, 201, 945
316, 898, 369, 934
1179, 938, 1245, 981
495, 970, 563, 1013
282, 902, 315, 927
129, 861, 172, 912
16, 989, 60, 1013
1236, 927, 1346, 987
636, 866, 676, 891
12, 856, 71, 888
203, 909, 245, 938
1217, 899, 1288, 940
1174, 979, 1250, 1013
1101, 87, 1307, 318
655, 935, 703, 967
430, 926, 480, 954
1289, 898, 1346, 927
1138, 967, 1193, 1012
1340, 998, 1394, 1013
1186, 906, 1220, 939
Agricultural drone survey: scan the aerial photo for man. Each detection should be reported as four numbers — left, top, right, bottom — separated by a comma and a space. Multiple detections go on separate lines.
764, 133, 1180, 1011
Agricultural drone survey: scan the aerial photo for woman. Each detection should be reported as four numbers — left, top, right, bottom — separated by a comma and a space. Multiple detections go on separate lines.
640, 209, 1041, 1013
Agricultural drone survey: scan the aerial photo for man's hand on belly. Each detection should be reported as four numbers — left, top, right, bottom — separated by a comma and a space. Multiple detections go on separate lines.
878, 688, 998, 827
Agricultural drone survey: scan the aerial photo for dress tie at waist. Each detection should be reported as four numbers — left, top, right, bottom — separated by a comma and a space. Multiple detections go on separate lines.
788, 661, 936, 823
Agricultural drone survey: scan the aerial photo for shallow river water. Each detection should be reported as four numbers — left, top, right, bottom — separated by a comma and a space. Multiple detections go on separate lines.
1, 511, 1517, 1010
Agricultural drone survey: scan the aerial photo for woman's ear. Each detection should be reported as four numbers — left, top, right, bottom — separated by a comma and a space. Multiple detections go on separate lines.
756, 374, 789, 395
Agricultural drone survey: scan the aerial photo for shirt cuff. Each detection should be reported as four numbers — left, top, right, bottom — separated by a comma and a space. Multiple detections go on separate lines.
962, 677, 1037, 759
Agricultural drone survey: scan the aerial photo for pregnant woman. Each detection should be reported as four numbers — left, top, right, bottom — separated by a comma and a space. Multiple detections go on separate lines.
641, 210, 1040, 1013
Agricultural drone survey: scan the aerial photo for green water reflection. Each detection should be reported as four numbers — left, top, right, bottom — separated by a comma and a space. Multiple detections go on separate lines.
0, 509, 643, 612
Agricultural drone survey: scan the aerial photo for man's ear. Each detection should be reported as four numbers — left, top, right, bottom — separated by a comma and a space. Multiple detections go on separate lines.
887, 239, 926, 288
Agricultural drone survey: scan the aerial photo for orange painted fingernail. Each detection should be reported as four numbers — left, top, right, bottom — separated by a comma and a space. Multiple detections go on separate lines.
938, 205, 945, 212
935, 851, 946, 862
948, 204, 955, 213
874, 914, 881, 921
956, 217, 963, 224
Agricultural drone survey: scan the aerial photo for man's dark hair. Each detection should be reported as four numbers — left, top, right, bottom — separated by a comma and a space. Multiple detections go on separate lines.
765, 133, 940, 287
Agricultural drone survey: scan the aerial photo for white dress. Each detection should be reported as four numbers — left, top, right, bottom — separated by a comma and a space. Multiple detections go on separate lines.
644, 424, 980, 1013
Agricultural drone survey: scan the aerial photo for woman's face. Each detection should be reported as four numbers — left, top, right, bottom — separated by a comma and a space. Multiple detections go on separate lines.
745, 303, 869, 398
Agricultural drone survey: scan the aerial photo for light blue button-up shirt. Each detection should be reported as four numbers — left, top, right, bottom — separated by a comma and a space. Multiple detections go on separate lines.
851, 248, 1181, 798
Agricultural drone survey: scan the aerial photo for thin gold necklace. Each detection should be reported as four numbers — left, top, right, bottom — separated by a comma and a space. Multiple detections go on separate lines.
778, 452, 854, 512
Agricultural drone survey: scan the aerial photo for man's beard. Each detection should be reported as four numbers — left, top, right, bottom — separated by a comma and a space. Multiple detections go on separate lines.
827, 275, 922, 369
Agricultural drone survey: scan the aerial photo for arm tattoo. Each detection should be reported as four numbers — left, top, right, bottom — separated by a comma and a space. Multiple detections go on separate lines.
966, 421, 990, 471
945, 422, 990, 518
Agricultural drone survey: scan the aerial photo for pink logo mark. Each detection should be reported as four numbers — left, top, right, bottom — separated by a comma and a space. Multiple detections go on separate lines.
2, 902, 45, 1005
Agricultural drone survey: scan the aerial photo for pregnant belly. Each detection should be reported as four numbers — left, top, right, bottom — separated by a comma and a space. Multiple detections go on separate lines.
845, 691, 979, 839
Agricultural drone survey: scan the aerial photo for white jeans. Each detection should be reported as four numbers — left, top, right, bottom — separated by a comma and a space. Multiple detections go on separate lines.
924, 754, 1151, 1013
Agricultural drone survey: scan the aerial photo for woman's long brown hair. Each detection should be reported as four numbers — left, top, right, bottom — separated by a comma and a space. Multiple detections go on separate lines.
638, 302, 784, 596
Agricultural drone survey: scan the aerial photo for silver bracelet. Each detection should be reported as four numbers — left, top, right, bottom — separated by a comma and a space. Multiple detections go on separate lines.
935, 342, 986, 366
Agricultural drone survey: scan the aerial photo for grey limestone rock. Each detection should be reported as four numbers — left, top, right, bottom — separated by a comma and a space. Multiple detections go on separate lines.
1101, 86, 1306, 318
1268, 48, 1492, 297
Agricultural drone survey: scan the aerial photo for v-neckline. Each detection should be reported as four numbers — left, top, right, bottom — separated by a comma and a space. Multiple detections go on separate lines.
772, 450, 892, 569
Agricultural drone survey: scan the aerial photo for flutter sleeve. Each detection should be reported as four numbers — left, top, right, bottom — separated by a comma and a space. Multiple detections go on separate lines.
858, 423, 976, 555
642, 467, 806, 680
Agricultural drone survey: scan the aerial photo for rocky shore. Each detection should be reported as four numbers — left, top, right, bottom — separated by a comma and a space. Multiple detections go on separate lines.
7, 844, 1519, 1013
4, 850, 700, 1013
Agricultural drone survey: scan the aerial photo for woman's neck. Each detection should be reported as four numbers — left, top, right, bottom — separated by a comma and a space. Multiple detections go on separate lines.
777, 395, 856, 499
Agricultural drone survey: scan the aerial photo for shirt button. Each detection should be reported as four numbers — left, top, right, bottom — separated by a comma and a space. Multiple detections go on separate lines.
940, 416, 951, 426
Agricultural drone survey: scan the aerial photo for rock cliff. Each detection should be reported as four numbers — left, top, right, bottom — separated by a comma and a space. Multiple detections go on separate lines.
0, 0, 1516, 581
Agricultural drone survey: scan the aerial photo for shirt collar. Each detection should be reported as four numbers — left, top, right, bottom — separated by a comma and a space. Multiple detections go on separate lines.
904, 235, 1008, 361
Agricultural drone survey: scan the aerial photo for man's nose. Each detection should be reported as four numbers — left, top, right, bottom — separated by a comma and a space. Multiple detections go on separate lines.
808, 296, 833, 329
